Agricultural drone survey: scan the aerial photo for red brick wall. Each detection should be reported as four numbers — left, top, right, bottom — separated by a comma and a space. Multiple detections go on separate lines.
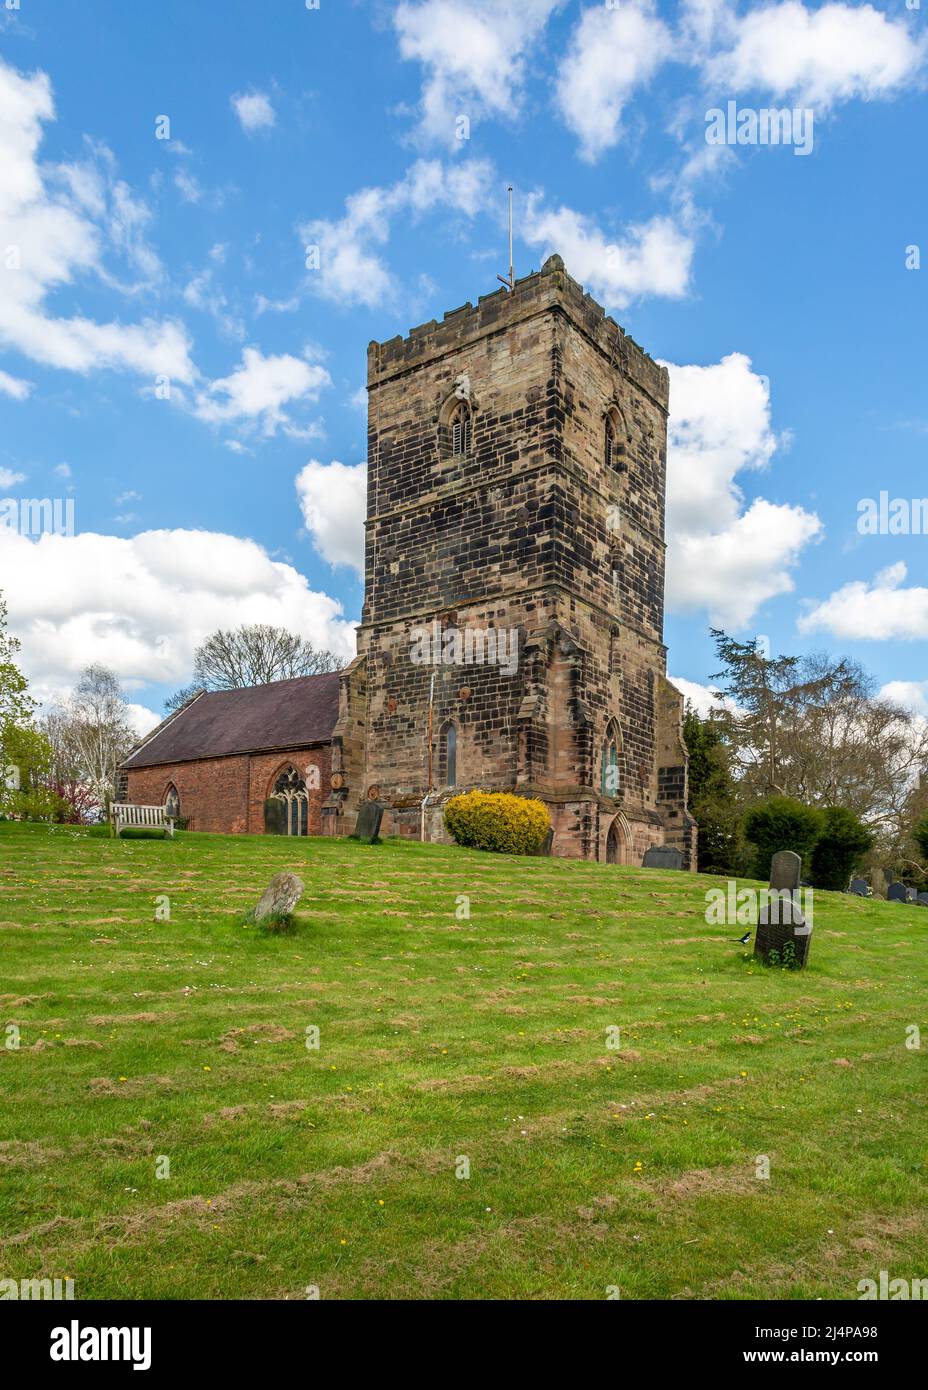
124, 745, 331, 835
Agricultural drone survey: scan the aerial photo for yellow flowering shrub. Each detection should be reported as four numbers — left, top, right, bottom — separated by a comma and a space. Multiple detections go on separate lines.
443, 790, 550, 856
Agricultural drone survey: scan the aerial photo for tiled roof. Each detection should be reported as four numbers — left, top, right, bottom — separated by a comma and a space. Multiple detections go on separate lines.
121, 673, 340, 769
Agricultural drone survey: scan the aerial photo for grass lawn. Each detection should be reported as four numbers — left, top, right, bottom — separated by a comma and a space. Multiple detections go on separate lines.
1, 819, 926, 1301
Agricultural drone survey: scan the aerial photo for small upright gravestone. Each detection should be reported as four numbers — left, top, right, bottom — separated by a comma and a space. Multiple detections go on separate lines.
263, 798, 288, 836
849, 878, 869, 897
355, 800, 384, 844
254, 871, 304, 923
887, 882, 908, 904
905, 887, 918, 904
917, 893, 928, 908
533, 827, 554, 857
754, 852, 811, 968
642, 845, 684, 871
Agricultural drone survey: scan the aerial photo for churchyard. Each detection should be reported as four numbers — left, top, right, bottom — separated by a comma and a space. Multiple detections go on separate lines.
1, 820, 926, 1300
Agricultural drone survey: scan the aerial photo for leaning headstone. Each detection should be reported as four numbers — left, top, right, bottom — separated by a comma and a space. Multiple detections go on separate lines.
254, 871, 304, 922
887, 882, 908, 903
754, 852, 811, 968
355, 800, 384, 844
642, 845, 684, 870
769, 851, 802, 892
849, 878, 869, 897
263, 797, 288, 835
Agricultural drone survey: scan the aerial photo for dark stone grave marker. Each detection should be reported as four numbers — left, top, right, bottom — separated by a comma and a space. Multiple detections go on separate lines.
355, 800, 384, 844
754, 853, 811, 968
642, 845, 684, 870
887, 882, 908, 903
849, 878, 869, 897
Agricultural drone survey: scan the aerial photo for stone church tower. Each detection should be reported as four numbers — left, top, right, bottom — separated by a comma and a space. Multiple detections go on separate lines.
323, 254, 695, 866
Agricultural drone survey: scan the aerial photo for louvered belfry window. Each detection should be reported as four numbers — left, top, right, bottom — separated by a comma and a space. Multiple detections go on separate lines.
450, 403, 471, 457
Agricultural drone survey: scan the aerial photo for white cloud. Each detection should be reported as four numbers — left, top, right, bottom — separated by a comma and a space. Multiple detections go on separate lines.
0, 466, 26, 488
296, 460, 367, 578
300, 158, 494, 308
879, 680, 928, 721
53, 463, 71, 478
702, 1, 926, 108
394, 0, 561, 143
0, 525, 356, 706
231, 91, 276, 133
192, 347, 331, 437
126, 702, 161, 738
556, 0, 673, 163
523, 199, 694, 308
668, 674, 723, 718
663, 352, 822, 629
0, 367, 31, 399
799, 562, 928, 642
0, 57, 196, 384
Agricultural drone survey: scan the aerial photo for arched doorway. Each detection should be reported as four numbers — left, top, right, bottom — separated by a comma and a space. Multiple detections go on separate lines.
606, 820, 622, 864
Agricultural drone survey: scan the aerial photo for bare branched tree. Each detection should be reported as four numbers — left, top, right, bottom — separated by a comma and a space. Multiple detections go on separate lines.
190, 625, 341, 690
62, 665, 136, 810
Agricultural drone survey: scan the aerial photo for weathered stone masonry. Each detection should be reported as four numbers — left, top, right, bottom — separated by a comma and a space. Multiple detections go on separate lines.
324, 254, 696, 867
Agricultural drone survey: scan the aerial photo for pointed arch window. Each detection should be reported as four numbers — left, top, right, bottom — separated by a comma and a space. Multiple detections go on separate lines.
440, 720, 458, 787
605, 408, 627, 473
164, 784, 180, 821
449, 400, 471, 457
600, 726, 621, 798
272, 765, 309, 836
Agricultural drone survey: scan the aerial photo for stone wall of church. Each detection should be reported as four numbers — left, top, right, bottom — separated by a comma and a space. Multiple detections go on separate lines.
341, 255, 694, 866
125, 744, 331, 836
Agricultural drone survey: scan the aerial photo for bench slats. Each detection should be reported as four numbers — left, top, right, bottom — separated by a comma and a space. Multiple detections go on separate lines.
111, 803, 175, 837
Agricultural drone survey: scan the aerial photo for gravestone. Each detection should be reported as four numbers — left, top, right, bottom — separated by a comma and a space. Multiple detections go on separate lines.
917, 893, 928, 908
355, 800, 384, 844
849, 878, 869, 897
254, 871, 304, 923
533, 827, 554, 857
263, 797, 287, 836
887, 882, 908, 903
642, 845, 684, 871
769, 851, 802, 892
754, 852, 811, 968
906, 887, 918, 903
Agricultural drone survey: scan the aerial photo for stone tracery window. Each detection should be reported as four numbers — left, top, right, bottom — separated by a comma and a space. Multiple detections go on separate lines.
272, 765, 309, 836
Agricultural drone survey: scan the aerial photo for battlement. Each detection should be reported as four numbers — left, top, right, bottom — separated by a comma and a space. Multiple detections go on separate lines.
367, 254, 669, 410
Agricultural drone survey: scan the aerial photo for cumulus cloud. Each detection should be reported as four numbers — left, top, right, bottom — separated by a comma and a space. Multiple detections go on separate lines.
300, 157, 494, 308
192, 347, 331, 438
879, 680, 928, 720
0, 466, 26, 488
296, 460, 367, 577
0, 57, 195, 384
0, 525, 357, 707
701, 1, 926, 108
231, 91, 276, 133
668, 674, 724, 718
523, 199, 694, 309
798, 562, 928, 642
394, 0, 561, 143
663, 352, 822, 629
556, 0, 673, 163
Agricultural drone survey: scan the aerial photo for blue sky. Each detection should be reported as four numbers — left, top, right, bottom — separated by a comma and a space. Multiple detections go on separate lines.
0, 0, 926, 730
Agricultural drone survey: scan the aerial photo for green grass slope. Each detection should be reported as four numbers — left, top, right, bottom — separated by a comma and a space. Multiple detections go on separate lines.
0, 820, 925, 1300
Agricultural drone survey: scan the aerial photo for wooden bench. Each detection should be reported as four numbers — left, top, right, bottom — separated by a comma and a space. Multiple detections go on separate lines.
111, 803, 175, 838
